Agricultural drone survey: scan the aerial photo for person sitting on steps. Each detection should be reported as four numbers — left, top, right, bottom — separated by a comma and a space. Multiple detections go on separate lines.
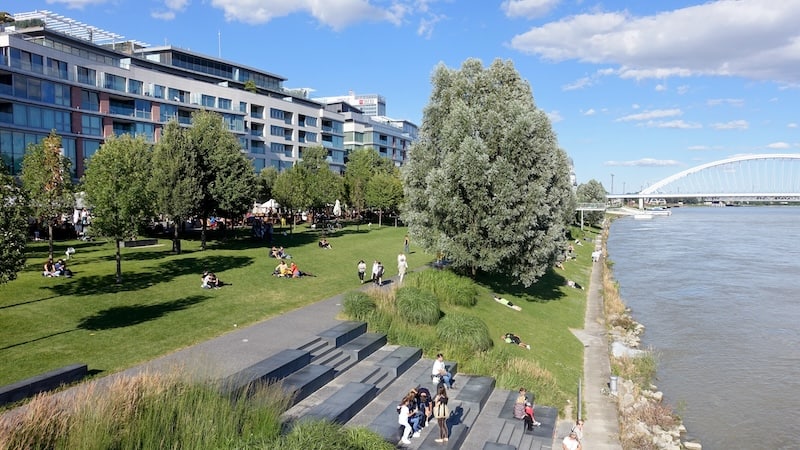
524, 401, 542, 430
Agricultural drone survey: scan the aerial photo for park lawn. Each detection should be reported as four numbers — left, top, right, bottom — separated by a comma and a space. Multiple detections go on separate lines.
0, 224, 414, 386
1, 221, 599, 411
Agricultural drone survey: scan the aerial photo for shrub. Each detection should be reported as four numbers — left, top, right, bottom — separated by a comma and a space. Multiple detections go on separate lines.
436, 313, 492, 352
406, 270, 478, 307
395, 286, 440, 325
342, 291, 376, 321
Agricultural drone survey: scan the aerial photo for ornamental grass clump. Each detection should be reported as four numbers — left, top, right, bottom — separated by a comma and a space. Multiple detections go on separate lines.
278, 419, 394, 450
436, 313, 492, 352
405, 270, 478, 307
342, 291, 377, 322
395, 286, 440, 325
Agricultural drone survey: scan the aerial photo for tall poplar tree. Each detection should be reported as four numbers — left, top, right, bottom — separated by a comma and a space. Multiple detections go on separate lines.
82, 135, 152, 284
20, 131, 74, 259
0, 164, 27, 284
403, 58, 574, 286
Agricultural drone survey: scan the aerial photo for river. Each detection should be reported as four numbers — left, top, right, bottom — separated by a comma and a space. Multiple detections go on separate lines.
607, 206, 800, 450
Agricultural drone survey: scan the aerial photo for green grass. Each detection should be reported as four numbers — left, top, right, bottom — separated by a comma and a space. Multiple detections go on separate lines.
1, 222, 600, 415
0, 224, 413, 386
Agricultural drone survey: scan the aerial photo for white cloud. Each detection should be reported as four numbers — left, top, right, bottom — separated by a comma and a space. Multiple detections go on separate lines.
688, 145, 709, 150
788, 123, 798, 128
547, 110, 564, 123
631, 103, 640, 110
711, 120, 749, 130
151, 10, 177, 20
417, 13, 445, 39
152, 0, 189, 21
502, 0, 561, 19
617, 108, 682, 122
209, 0, 410, 30
766, 142, 791, 149
676, 85, 690, 95
707, 98, 745, 107
643, 120, 702, 129
605, 158, 682, 167
165, 0, 190, 9
562, 76, 592, 91
583, 108, 596, 116
509, 1, 800, 83
655, 84, 667, 92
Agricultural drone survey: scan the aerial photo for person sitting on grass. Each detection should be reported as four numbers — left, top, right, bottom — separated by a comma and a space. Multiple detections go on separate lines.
566, 279, 584, 290
290, 262, 315, 278
201, 271, 223, 288
502, 333, 531, 350
273, 260, 291, 277
43, 258, 58, 277
318, 238, 332, 249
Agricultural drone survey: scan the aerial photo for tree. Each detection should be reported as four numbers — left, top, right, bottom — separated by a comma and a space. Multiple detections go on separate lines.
576, 179, 607, 226
344, 147, 394, 214
0, 164, 27, 284
149, 120, 202, 254
365, 170, 403, 226
20, 131, 74, 260
254, 166, 279, 203
298, 146, 342, 213
82, 135, 152, 284
402, 58, 573, 286
185, 110, 256, 250
273, 165, 308, 230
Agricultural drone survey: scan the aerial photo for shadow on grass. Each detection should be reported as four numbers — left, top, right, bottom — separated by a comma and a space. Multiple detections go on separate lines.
77, 294, 209, 330
1, 329, 78, 350
475, 267, 566, 303
0, 295, 64, 310
45, 255, 253, 297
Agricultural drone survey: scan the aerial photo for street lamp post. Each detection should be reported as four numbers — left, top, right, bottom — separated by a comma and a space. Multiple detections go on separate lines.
611, 173, 615, 195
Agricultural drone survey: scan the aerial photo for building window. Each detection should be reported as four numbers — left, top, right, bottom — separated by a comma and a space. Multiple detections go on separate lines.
104, 73, 126, 92
81, 90, 100, 111
201, 94, 216, 108
269, 107, 283, 120
149, 84, 165, 98
128, 79, 143, 95
10, 48, 44, 74
47, 58, 68, 80
160, 104, 177, 122
270, 125, 284, 137
83, 140, 101, 163
77, 66, 97, 86
81, 115, 102, 136
218, 98, 232, 110
239, 101, 247, 113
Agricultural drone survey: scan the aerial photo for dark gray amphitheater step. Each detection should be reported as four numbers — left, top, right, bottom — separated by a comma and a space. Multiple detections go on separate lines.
376, 346, 423, 378
318, 321, 367, 347
303, 381, 378, 424
484, 443, 517, 450
339, 332, 387, 361
281, 364, 335, 405
221, 348, 311, 395
0, 363, 88, 406
413, 360, 458, 389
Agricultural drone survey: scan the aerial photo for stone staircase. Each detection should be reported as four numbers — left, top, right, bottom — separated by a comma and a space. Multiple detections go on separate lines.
226, 320, 557, 449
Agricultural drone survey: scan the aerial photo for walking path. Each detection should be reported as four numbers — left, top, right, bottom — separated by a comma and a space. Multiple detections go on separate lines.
556, 239, 623, 449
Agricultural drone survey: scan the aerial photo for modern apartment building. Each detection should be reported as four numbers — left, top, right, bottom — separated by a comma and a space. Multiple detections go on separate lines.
0, 10, 375, 178
315, 92, 386, 118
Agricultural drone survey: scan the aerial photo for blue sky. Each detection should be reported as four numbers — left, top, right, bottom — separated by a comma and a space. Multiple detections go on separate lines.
10, 0, 800, 193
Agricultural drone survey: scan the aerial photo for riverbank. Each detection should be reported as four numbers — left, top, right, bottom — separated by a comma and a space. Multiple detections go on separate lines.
600, 222, 702, 450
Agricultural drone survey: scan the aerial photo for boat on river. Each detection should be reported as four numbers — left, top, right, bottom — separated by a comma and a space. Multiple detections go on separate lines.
646, 207, 672, 216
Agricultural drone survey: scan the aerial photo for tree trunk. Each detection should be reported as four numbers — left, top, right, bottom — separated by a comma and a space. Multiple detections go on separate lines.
201, 216, 207, 250
378, 210, 383, 227
47, 222, 54, 260
172, 219, 182, 254
115, 238, 122, 284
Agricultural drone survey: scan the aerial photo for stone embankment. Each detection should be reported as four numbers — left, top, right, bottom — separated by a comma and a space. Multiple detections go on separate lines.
607, 308, 703, 450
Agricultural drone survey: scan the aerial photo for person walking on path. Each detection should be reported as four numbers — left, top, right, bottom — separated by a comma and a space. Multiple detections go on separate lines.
404, 234, 410, 254
357, 260, 367, 283
397, 253, 408, 284
562, 431, 582, 450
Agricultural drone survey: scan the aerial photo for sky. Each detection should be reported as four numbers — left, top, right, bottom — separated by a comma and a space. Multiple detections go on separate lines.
8, 0, 800, 193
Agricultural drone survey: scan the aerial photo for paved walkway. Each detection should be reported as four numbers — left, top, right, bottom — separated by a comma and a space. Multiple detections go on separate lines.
557, 239, 623, 450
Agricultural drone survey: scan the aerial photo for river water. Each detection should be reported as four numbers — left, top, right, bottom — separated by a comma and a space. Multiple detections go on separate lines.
607, 206, 800, 450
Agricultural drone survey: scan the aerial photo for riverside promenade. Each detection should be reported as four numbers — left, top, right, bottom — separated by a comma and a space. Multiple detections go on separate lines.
557, 241, 623, 449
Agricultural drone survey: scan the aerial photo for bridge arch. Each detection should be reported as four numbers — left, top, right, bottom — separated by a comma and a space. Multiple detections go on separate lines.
640, 154, 800, 196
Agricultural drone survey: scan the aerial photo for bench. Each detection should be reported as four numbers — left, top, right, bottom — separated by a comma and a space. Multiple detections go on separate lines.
282, 365, 335, 405
0, 363, 88, 406
222, 349, 311, 396
317, 321, 367, 347
375, 346, 422, 378
338, 332, 387, 361
303, 381, 378, 424
498, 389, 558, 439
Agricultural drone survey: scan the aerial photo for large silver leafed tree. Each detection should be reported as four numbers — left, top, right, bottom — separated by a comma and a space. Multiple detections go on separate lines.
402, 58, 574, 287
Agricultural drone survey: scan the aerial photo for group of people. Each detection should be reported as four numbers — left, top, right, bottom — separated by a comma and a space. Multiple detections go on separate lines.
513, 387, 584, 449
272, 259, 311, 278
356, 253, 408, 286
42, 258, 71, 278
269, 246, 290, 259
318, 238, 332, 249
397, 384, 450, 445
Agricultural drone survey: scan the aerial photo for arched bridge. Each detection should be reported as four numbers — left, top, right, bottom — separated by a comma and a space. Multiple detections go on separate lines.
609, 154, 800, 202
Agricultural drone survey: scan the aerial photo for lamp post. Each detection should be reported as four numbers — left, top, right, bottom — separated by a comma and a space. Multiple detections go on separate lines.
611, 173, 615, 195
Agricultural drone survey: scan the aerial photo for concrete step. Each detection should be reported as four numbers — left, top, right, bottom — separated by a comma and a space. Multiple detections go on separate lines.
221, 348, 311, 396
281, 364, 335, 405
